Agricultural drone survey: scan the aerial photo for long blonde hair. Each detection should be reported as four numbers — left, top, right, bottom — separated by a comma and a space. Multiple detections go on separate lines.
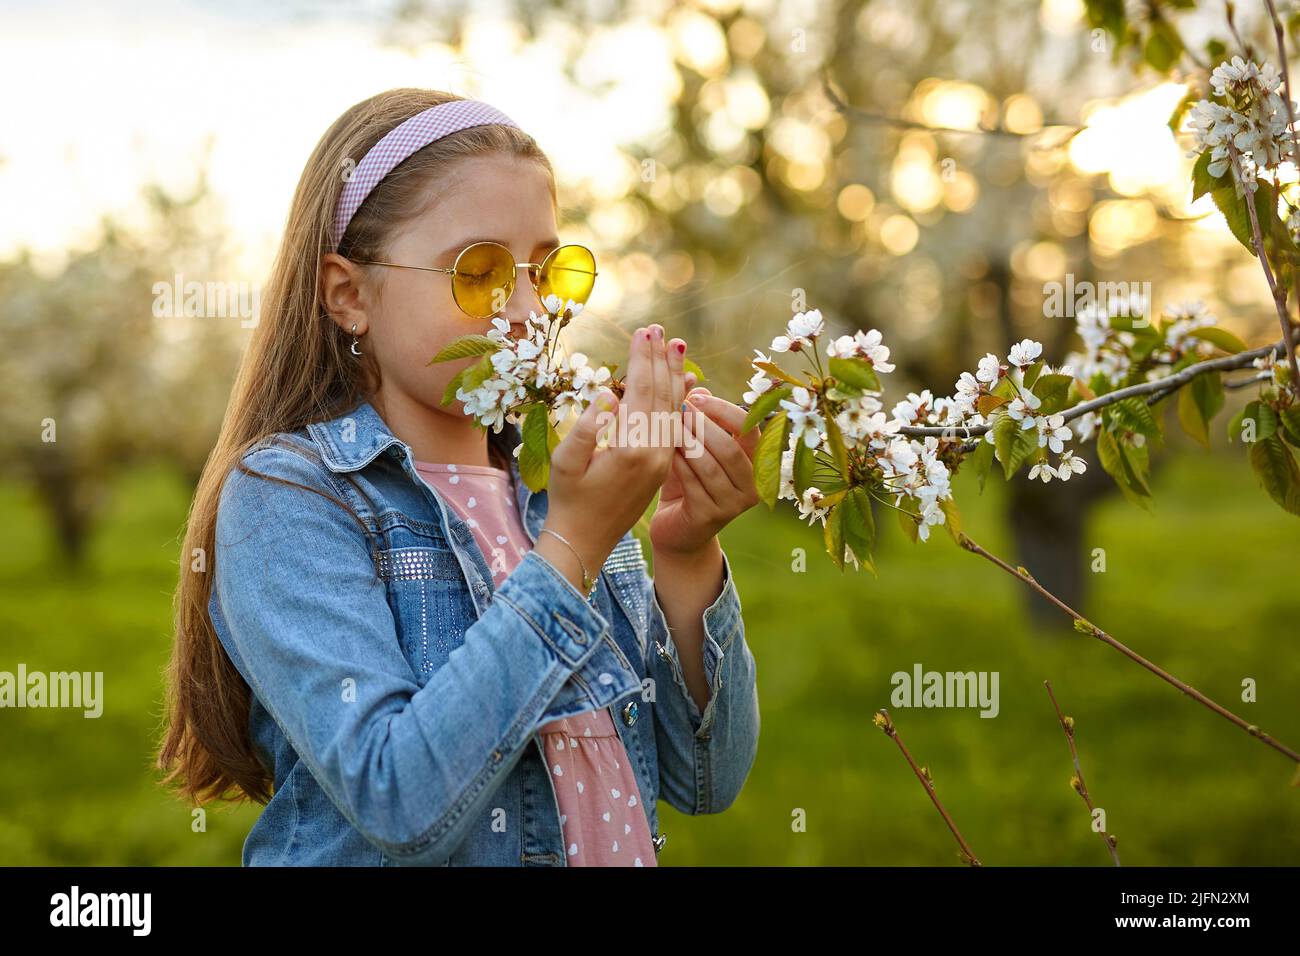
157, 89, 555, 805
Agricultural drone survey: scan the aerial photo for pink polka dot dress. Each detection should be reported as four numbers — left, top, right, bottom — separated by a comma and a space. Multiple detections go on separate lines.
414, 458, 658, 867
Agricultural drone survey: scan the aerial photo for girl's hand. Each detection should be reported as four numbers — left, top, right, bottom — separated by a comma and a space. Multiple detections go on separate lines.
539, 324, 686, 590
650, 386, 761, 558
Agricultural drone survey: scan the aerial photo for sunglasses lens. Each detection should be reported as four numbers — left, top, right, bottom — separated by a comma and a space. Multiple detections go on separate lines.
452, 242, 516, 318
539, 245, 596, 308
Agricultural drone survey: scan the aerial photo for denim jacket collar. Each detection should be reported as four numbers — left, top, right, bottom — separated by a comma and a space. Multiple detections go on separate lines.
305, 398, 535, 521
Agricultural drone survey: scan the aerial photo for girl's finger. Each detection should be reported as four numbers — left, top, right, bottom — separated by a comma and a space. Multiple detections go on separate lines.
680, 411, 746, 501
623, 326, 654, 418
683, 397, 754, 496
687, 393, 760, 459
668, 337, 687, 424
648, 324, 672, 421
671, 445, 722, 516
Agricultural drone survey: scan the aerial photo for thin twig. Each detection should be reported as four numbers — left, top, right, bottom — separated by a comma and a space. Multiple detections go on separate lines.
1227, 1, 1255, 61
1044, 681, 1121, 866
1231, 141, 1300, 394
822, 75, 1081, 147
959, 534, 1300, 766
1260, 0, 1300, 388
873, 708, 982, 866
1224, 369, 1273, 389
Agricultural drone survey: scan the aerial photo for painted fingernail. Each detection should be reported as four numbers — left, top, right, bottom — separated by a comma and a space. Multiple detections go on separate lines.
642, 329, 651, 340
675, 341, 686, 354
652, 325, 663, 339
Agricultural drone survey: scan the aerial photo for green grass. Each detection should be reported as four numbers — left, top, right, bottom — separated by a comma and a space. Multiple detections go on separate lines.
1, 451, 1297, 865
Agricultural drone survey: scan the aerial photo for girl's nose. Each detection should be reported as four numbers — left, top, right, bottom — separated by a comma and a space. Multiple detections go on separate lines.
499, 265, 546, 326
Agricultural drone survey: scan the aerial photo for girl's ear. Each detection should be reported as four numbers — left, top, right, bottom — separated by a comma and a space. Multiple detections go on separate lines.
320, 252, 372, 335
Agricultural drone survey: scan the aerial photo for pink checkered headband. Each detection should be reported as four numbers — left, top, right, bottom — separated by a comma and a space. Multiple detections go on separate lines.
330, 99, 522, 252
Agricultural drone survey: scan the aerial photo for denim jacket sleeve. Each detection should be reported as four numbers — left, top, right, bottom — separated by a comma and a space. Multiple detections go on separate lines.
212, 444, 642, 866
644, 545, 760, 814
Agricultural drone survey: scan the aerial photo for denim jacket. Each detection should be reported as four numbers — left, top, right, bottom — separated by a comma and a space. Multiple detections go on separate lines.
208, 398, 760, 865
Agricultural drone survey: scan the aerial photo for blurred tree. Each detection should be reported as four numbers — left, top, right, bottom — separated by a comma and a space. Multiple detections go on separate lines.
0, 172, 242, 567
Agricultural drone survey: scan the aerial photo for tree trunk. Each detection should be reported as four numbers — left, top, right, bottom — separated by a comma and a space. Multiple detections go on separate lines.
1005, 460, 1114, 627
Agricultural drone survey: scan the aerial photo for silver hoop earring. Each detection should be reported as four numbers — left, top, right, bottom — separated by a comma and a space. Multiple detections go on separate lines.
350, 322, 363, 357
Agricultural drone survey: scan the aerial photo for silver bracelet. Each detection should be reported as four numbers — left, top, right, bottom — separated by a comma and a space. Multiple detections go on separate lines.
538, 528, 596, 594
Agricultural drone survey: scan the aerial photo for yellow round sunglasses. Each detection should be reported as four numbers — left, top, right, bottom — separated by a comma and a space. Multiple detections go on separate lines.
353, 240, 597, 320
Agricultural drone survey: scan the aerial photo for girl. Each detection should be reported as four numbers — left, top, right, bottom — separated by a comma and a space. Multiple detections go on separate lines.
157, 89, 763, 866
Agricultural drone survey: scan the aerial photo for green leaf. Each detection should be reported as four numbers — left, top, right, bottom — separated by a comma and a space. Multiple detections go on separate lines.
1169, 86, 1197, 137
828, 357, 881, 392
1177, 372, 1225, 446
1097, 428, 1153, 509
518, 403, 554, 492
939, 497, 962, 544
753, 410, 791, 508
1187, 327, 1248, 354
1245, 401, 1280, 443
1191, 150, 1219, 201
440, 366, 470, 407
970, 437, 995, 493
742, 384, 791, 433
897, 506, 919, 544
824, 503, 845, 570
793, 438, 818, 497
1021, 360, 1045, 390
1143, 19, 1182, 72
1124, 438, 1153, 497
428, 334, 500, 365
683, 357, 706, 383
993, 412, 1036, 480
841, 486, 876, 563
1108, 396, 1161, 442
444, 355, 496, 409
1211, 180, 1276, 253
464, 354, 496, 390
1088, 371, 1115, 398
1031, 373, 1074, 414
1249, 435, 1300, 515
823, 409, 850, 479
1279, 405, 1300, 447
1083, 0, 1126, 44
991, 376, 1018, 400
1227, 403, 1250, 444
752, 361, 806, 387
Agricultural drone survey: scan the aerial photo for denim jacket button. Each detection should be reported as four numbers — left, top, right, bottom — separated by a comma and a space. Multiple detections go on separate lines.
652, 831, 666, 853
621, 700, 638, 727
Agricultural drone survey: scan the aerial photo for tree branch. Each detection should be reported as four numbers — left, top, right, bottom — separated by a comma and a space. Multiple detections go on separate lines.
958, 534, 1300, 767
1044, 680, 1121, 866
822, 74, 1081, 147
1231, 142, 1300, 396
897, 335, 1294, 438
1259, 0, 1300, 389
873, 708, 982, 866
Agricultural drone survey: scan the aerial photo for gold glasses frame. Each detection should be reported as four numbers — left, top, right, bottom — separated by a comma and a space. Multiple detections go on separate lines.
351, 240, 598, 319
